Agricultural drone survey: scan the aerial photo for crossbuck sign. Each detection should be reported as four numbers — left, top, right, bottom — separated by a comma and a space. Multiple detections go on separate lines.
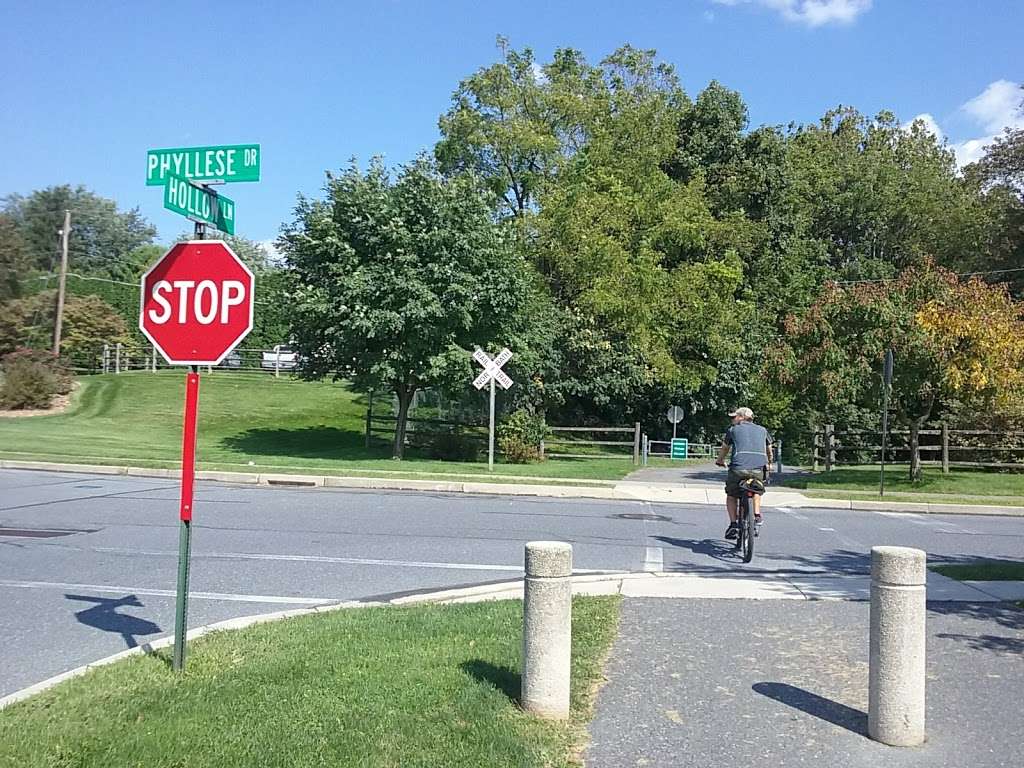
473, 347, 513, 390
472, 347, 514, 470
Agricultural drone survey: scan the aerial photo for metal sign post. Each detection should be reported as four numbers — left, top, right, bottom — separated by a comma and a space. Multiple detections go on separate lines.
472, 348, 514, 471
666, 405, 684, 441
880, 349, 894, 497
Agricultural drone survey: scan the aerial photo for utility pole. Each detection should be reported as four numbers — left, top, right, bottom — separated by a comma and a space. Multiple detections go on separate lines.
52, 210, 70, 355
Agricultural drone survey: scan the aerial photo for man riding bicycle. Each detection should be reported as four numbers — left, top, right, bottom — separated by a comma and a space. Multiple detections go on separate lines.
715, 407, 773, 541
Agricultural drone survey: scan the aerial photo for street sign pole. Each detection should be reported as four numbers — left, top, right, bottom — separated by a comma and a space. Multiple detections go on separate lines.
880, 349, 894, 497
173, 368, 200, 671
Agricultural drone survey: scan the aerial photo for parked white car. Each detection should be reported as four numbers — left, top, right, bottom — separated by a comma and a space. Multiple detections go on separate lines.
261, 345, 299, 371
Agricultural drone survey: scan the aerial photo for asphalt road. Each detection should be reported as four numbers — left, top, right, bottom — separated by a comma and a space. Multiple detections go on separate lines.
2, 468, 1022, 697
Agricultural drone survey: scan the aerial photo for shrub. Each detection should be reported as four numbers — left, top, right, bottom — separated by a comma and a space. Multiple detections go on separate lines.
428, 430, 480, 462
0, 348, 73, 410
498, 409, 549, 464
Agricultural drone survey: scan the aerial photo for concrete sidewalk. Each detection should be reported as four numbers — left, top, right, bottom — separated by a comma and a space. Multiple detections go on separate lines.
3, 458, 1022, 516
585, 598, 1024, 768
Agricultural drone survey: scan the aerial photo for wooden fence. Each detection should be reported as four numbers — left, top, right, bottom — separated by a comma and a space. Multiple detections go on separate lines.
811, 424, 1024, 473
366, 413, 642, 464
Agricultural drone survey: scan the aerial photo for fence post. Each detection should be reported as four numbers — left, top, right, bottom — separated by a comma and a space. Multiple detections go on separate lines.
102, 344, 109, 374
941, 423, 950, 475
274, 349, 280, 378
869, 546, 926, 747
151, 344, 157, 372
825, 424, 835, 472
539, 439, 545, 460
777, 438, 783, 475
633, 422, 641, 465
115, 343, 122, 374
522, 541, 572, 720
812, 426, 820, 472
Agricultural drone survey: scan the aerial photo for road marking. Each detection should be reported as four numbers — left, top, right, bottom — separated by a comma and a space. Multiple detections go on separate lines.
819, 527, 836, 532
644, 546, 664, 572
90, 546, 614, 574
0, 579, 333, 605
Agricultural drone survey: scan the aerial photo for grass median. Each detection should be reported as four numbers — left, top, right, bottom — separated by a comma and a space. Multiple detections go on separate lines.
930, 561, 1024, 581
0, 596, 621, 768
0, 372, 643, 483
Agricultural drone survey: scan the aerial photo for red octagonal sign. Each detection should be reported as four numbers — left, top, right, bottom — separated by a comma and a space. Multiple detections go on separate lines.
139, 240, 255, 365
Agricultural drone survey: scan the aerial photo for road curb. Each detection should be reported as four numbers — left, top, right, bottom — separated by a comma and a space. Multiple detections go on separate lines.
1, 459, 1021, 515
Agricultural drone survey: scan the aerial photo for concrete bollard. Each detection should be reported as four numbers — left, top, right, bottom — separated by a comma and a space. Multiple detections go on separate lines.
522, 541, 572, 719
869, 546, 926, 747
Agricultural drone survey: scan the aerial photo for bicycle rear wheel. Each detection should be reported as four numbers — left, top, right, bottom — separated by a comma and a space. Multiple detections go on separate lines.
742, 499, 755, 563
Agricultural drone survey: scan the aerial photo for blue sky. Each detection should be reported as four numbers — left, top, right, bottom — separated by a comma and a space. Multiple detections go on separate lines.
1, 0, 1021, 250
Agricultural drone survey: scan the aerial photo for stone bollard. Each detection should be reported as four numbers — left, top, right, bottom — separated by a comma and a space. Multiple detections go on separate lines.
522, 541, 572, 719
869, 546, 926, 747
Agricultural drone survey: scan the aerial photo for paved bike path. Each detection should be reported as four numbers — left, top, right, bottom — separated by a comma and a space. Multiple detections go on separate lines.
585, 598, 1023, 768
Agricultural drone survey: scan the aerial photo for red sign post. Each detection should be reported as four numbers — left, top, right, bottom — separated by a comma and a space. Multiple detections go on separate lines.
139, 240, 254, 670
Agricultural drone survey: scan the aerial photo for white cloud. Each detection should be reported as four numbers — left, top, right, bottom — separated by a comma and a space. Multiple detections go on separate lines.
259, 239, 284, 265
704, 10, 716, 22
712, 0, 872, 27
961, 79, 1024, 134
905, 113, 944, 141
530, 62, 548, 85
952, 80, 1023, 166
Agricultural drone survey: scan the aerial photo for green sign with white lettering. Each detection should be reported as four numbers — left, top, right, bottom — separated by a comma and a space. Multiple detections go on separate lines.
670, 438, 688, 460
147, 144, 260, 185
163, 175, 235, 234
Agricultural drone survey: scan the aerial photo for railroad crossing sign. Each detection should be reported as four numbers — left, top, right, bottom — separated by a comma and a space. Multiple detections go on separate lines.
139, 240, 255, 365
473, 347, 513, 390
472, 347, 514, 471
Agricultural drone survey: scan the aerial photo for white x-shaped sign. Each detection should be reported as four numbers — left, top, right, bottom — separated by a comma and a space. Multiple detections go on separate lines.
472, 347, 513, 390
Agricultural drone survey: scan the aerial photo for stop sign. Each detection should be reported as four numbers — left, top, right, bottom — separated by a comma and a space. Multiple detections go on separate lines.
139, 240, 255, 365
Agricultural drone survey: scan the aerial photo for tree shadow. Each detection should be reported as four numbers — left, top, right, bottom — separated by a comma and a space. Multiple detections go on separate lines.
929, 601, 1024, 654
66, 594, 162, 649
753, 682, 867, 736
221, 426, 386, 460
460, 659, 520, 704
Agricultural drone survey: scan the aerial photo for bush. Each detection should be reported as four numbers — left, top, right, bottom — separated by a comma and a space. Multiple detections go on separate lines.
427, 430, 481, 462
0, 348, 73, 410
498, 409, 549, 464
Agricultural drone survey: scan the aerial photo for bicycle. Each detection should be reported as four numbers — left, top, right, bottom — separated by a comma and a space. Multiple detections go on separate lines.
734, 476, 766, 564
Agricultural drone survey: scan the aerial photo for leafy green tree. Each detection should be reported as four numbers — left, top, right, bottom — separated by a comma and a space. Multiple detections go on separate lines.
0, 213, 30, 300
281, 157, 538, 458
775, 262, 1024, 480
3, 186, 156, 280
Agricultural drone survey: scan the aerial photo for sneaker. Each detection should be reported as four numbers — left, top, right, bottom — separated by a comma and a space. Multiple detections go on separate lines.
754, 514, 763, 537
725, 522, 739, 540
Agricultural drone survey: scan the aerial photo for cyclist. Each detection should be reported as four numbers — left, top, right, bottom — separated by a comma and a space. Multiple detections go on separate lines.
715, 407, 773, 540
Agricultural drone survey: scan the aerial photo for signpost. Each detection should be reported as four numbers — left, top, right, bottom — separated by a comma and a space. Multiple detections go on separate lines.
139, 240, 254, 671
147, 144, 260, 186
472, 347, 513, 471
164, 175, 235, 234
880, 349, 894, 497
666, 405, 684, 440
670, 438, 688, 460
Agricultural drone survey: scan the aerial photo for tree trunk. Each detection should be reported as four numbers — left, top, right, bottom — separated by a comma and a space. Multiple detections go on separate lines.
908, 420, 922, 482
392, 386, 415, 460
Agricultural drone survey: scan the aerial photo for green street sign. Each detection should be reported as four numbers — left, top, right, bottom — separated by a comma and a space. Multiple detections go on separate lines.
147, 144, 260, 185
670, 438, 688, 460
164, 175, 235, 234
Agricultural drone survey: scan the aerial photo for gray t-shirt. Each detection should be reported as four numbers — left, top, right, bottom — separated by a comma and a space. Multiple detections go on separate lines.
724, 422, 772, 470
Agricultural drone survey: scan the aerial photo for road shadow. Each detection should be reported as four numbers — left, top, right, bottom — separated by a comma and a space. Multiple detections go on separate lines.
66, 594, 162, 649
461, 660, 520, 704
929, 601, 1024, 654
753, 682, 867, 735
652, 536, 742, 565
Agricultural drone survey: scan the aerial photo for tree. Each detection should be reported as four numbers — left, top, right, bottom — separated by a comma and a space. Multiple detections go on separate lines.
775, 261, 1024, 480
174, 233, 275, 273
0, 213, 30, 300
280, 157, 538, 458
3, 186, 156, 279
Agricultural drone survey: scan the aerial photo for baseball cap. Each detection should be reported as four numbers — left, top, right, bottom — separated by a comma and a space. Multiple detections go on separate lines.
729, 407, 754, 419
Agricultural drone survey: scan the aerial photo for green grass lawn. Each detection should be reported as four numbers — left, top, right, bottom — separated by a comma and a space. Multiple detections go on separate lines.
930, 562, 1024, 581
0, 372, 640, 482
780, 465, 1024, 502
0, 597, 621, 768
